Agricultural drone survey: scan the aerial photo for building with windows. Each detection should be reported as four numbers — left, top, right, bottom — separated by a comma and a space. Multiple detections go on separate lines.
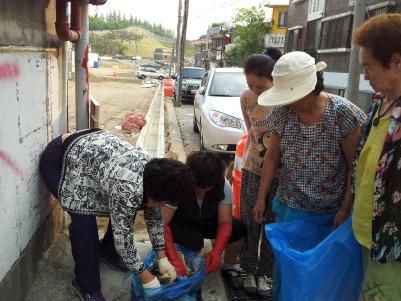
192, 35, 211, 67
286, 0, 401, 110
153, 48, 172, 63
207, 26, 231, 66
265, 2, 289, 52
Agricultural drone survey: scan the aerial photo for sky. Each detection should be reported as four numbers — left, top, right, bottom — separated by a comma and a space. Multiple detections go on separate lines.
89, 0, 288, 40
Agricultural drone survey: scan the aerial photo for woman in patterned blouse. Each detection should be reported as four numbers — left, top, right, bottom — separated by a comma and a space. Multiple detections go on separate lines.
352, 14, 401, 300
253, 51, 366, 299
39, 129, 195, 301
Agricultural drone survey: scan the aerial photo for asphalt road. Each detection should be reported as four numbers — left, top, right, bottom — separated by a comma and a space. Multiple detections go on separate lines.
174, 101, 201, 155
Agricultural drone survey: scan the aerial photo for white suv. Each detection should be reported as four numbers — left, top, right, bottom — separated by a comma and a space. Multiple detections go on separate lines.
136, 67, 164, 80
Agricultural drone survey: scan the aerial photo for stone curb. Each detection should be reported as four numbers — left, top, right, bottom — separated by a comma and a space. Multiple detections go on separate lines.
165, 99, 187, 162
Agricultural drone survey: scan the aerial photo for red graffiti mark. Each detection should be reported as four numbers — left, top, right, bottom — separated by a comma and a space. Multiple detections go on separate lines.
0, 63, 19, 80
82, 45, 90, 101
0, 151, 24, 179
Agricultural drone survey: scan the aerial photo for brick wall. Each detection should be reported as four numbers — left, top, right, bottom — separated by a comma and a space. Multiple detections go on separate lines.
317, 52, 351, 72
286, 0, 309, 51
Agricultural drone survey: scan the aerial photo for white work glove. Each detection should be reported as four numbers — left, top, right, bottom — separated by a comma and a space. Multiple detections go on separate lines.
157, 257, 177, 282
143, 277, 161, 298
143, 276, 161, 289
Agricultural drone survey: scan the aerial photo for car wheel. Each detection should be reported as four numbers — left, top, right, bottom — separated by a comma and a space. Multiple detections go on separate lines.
193, 111, 199, 133
140, 75, 145, 79
158, 75, 164, 80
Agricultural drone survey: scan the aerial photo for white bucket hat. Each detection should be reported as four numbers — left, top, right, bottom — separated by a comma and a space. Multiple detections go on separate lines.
258, 51, 327, 107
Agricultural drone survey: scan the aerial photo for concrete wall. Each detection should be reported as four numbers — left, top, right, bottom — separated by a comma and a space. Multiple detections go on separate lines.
0, 0, 67, 299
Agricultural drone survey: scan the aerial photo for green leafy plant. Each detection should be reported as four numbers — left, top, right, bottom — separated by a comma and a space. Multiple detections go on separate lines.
226, 6, 271, 66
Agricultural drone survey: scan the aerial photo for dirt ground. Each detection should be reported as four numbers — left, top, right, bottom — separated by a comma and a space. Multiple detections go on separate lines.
26, 67, 158, 301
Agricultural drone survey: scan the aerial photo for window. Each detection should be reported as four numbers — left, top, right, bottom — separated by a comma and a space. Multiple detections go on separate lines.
183, 68, 205, 79
287, 27, 303, 52
366, 2, 395, 19
320, 14, 353, 49
278, 12, 288, 27
305, 20, 320, 57
308, 0, 325, 21
208, 72, 247, 97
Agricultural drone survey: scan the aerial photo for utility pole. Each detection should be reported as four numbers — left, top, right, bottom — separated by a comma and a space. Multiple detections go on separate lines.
346, 0, 366, 105
169, 42, 175, 77
174, 0, 183, 105
75, 0, 90, 130
176, 0, 190, 106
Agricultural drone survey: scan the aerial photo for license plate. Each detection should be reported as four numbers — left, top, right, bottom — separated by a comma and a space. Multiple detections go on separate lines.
191, 90, 196, 94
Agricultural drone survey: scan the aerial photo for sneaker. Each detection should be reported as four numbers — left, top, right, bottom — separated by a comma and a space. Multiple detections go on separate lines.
68, 279, 107, 301
221, 268, 244, 289
243, 274, 257, 296
98, 240, 128, 272
256, 275, 273, 298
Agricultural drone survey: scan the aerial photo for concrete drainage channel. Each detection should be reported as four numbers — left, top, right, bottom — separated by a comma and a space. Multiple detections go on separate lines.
135, 82, 165, 158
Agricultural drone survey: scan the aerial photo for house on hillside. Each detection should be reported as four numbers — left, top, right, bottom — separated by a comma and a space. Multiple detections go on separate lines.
192, 35, 210, 68
207, 26, 231, 67
264, 2, 289, 52
286, 0, 401, 111
153, 48, 172, 63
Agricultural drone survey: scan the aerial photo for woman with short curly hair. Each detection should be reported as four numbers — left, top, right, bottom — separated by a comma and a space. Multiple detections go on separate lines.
162, 151, 246, 289
352, 13, 401, 299
39, 129, 195, 300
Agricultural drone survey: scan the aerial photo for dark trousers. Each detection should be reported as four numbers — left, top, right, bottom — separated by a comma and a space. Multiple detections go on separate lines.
170, 217, 247, 252
39, 134, 118, 293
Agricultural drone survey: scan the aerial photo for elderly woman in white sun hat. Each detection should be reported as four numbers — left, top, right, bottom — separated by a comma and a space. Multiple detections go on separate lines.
254, 51, 367, 227
253, 51, 366, 300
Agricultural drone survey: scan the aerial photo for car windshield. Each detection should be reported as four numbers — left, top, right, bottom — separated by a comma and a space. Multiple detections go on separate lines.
183, 68, 205, 79
208, 72, 247, 97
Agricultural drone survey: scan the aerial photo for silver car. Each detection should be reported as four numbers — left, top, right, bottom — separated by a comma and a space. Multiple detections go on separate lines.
193, 68, 247, 154
136, 67, 164, 80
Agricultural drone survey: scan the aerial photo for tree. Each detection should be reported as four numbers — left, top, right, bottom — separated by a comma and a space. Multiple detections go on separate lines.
225, 6, 271, 66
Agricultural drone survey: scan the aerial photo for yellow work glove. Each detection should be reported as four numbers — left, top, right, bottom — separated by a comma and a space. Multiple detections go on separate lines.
157, 257, 177, 282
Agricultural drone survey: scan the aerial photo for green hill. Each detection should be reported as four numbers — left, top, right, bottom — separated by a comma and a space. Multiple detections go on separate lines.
91, 26, 195, 60
123, 27, 172, 58
92, 26, 173, 59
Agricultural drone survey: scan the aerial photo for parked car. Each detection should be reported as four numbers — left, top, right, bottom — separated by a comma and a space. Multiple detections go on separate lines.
180, 67, 205, 100
136, 66, 164, 80
113, 54, 124, 59
193, 68, 247, 154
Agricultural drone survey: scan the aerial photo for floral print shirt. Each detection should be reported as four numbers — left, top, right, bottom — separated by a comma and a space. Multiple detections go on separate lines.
240, 90, 272, 175
267, 94, 366, 212
353, 96, 401, 263
58, 131, 165, 273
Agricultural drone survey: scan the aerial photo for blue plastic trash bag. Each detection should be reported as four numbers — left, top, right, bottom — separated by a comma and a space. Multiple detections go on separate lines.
265, 214, 363, 301
131, 245, 205, 301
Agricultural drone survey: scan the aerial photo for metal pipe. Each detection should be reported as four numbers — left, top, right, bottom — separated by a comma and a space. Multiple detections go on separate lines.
55, 0, 80, 42
89, 0, 107, 4
75, 0, 90, 130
